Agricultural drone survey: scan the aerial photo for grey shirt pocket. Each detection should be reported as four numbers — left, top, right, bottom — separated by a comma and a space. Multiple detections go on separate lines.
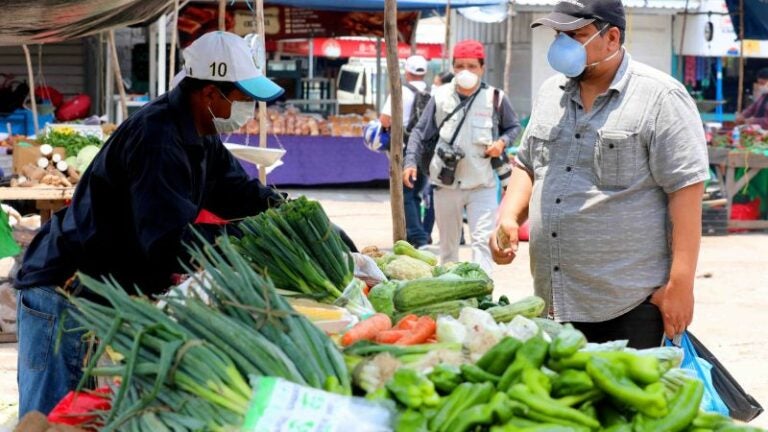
529, 123, 561, 175
594, 129, 640, 189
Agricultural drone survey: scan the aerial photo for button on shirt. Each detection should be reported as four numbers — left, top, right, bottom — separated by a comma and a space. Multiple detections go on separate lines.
515, 53, 709, 322
15, 87, 282, 296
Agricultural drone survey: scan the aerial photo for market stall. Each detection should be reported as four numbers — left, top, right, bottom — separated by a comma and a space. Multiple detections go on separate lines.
15, 197, 764, 431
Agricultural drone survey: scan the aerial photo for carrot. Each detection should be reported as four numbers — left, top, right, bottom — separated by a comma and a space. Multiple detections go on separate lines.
393, 314, 419, 330
395, 316, 436, 345
341, 313, 392, 346
362, 284, 371, 296
425, 337, 437, 344
375, 329, 410, 344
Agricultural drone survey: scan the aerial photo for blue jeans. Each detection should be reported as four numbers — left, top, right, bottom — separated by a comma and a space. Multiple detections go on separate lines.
403, 171, 428, 247
17, 286, 89, 417
422, 185, 435, 241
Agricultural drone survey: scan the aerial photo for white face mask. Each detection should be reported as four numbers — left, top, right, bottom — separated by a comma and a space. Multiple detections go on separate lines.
455, 70, 480, 89
209, 91, 255, 134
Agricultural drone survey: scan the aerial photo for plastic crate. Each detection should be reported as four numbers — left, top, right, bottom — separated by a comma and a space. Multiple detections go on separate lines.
702, 206, 728, 236
0, 108, 54, 136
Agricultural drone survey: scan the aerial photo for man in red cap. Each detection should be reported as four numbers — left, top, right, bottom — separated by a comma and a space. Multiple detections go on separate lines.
404, 40, 521, 273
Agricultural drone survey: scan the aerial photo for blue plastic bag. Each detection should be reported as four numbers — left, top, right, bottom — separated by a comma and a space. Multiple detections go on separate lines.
666, 332, 730, 416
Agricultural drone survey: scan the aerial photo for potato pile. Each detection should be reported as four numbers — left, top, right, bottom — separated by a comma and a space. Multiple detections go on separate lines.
238, 106, 377, 137
11, 144, 79, 188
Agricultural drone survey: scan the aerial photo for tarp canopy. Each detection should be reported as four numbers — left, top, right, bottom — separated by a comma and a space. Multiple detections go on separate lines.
0, 0, 174, 46
263, 0, 502, 12
725, 0, 768, 41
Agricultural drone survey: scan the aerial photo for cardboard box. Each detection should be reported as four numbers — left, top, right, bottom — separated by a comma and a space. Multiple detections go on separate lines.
12, 144, 65, 174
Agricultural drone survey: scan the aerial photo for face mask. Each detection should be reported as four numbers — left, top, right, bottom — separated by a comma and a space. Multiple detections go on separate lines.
757, 85, 768, 96
455, 70, 480, 89
547, 26, 620, 78
209, 91, 255, 134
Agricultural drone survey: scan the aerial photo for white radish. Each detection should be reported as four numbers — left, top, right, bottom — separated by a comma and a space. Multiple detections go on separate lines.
52, 153, 62, 163
56, 161, 68, 172
40, 144, 53, 156
37, 157, 49, 169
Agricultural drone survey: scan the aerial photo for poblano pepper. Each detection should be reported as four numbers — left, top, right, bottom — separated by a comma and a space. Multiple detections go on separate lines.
461, 363, 501, 384
431, 382, 494, 432
551, 351, 661, 385
507, 384, 601, 429
552, 369, 595, 398
477, 336, 522, 375
522, 366, 553, 397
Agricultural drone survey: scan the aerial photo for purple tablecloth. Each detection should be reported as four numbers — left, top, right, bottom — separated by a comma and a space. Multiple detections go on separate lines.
225, 134, 390, 186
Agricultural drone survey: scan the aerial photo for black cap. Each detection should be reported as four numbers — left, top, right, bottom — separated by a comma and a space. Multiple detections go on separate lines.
531, 0, 626, 32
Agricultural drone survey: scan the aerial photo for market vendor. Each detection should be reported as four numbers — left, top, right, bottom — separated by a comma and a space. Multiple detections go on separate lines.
14, 31, 286, 417
736, 67, 768, 129
490, 0, 709, 349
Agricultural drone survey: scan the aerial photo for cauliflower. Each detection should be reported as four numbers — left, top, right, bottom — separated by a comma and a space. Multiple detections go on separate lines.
383, 255, 433, 280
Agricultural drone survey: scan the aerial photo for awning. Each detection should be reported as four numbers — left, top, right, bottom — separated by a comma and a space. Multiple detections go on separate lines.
0, 0, 174, 46
725, 0, 768, 41
263, 0, 502, 12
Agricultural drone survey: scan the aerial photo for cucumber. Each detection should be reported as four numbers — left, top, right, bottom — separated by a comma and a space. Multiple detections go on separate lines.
394, 276, 492, 310
487, 296, 546, 323
395, 298, 479, 321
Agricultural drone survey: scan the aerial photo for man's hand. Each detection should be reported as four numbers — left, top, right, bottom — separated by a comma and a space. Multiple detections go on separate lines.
403, 167, 418, 188
650, 280, 694, 339
484, 139, 506, 158
490, 220, 519, 264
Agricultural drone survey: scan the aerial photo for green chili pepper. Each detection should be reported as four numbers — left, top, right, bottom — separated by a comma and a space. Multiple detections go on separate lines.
555, 389, 603, 407
434, 382, 495, 432
522, 366, 553, 397
585, 356, 668, 418
477, 336, 522, 375
552, 369, 595, 397
386, 368, 440, 409
549, 324, 587, 359
692, 411, 731, 429
395, 409, 429, 432
427, 364, 463, 394
461, 363, 501, 384
499, 336, 549, 390
508, 384, 601, 429
551, 351, 661, 385
634, 378, 704, 432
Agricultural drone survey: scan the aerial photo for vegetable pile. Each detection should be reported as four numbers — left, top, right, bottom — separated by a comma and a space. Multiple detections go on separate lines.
360, 318, 761, 432
68, 237, 349, 431
234, 196, 354, 303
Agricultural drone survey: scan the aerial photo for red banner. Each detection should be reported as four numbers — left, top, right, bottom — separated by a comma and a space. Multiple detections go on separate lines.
266, 38, 443, 60
179, 3, 419, 48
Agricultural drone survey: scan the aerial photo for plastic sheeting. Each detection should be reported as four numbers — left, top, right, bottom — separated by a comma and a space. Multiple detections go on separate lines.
725, 0, 768, 41
261, 0, 502, 12
0, 0, 174, 46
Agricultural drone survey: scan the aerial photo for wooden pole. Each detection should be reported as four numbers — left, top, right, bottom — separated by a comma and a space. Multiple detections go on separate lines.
384, 0, 406, 242
169, 0, 180, 89
411, 12, 421, 55
443, 0, 452, 71
737, 0, 745, 113
218, 0, 226, 31
677, 0, 690, 81
109, 30, 129, 122
503, 2, 514, 96
256, 0, 268, 185
21, 45, 39, 134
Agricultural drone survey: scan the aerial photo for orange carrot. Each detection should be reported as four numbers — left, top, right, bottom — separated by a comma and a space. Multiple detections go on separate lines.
341, 313, 392, 346
362, 284, 371, 296
393, 314, 419, 330
375, 329, 410, 344
396, 316, 436, 345
425, 337, 437, 344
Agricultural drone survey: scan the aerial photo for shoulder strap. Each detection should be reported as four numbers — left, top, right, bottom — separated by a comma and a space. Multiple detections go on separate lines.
446, 91, 481, 147
403, 81, 419, 95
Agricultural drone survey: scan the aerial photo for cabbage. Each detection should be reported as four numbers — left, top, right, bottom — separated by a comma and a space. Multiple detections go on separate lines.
76, 145, 100, 172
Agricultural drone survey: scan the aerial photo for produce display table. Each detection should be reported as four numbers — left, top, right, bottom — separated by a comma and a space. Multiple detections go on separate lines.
708, 147, 768, 231
225, 134, 389, 186
0, 187, 74, 223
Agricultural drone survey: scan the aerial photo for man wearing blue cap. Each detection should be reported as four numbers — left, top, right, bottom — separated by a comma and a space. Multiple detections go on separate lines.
14, 32, 286, 416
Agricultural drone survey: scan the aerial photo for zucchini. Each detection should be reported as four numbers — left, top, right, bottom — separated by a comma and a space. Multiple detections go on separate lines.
394, 276, 492, 310
393, 240, 438, 266
396, 298, 478, 320
487, 296, 546, 323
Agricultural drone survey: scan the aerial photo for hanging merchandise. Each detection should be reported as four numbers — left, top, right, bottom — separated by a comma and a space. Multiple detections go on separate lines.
685, 56, 698, 86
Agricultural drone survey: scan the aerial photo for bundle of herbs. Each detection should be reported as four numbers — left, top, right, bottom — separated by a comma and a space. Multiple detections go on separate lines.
234, 196, 354, 302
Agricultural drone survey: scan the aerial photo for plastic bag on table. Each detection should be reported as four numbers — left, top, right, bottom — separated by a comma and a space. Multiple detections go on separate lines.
665, 332, 730, 417
685, 332, 763, 422
334, 278, 375, 319
352, 252, 387, 287
242, 376, 394, 432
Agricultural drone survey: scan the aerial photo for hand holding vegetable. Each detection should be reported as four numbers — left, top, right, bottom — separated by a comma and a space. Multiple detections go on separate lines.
490, 220, 519, 265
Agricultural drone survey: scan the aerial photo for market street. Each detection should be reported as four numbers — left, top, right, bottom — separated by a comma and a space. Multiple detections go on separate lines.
1, 188, 766, 429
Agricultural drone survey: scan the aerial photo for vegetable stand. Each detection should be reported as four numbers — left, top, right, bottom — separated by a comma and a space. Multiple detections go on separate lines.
708, 147, 768, 231
0, 186, 73, 222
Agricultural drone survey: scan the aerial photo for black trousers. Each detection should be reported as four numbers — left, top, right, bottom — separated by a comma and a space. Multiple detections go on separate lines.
570, 299, 665, 349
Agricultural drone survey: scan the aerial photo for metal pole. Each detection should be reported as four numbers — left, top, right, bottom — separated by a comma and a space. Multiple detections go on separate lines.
256, 0, 268, 185
109, 30, 129, 122
149, 24, 157, 99
443, 0, 451, 71
158, 14, 167, 96
384, 0, 406, 242
169, 0, 180, 89
21, 45, 39, 134
309, 37, 314, 79
503, 1, 514, 96
716, 57, 724, 122
376, 37, 383, 113
737, 0, 745, 113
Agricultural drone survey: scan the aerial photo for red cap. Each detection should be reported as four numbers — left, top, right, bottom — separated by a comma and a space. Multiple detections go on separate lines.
453, 40, 485, 60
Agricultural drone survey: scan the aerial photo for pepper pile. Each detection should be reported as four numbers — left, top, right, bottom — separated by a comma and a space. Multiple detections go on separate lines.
372, 323, 763, 432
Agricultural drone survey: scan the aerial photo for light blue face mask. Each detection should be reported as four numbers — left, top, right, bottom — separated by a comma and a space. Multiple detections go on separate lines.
547, 26, 619, 78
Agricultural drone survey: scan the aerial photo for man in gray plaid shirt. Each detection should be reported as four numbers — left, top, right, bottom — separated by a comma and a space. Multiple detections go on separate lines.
490, 0, 709, 348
